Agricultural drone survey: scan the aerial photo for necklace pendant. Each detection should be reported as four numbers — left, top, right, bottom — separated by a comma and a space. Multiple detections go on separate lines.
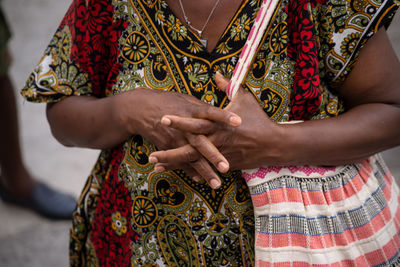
200, 38, 208, 47
179, 0, 221, 49
195, 30, 207, 47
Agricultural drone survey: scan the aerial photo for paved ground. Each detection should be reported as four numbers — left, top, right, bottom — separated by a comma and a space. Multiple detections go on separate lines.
0, 1, 399, 266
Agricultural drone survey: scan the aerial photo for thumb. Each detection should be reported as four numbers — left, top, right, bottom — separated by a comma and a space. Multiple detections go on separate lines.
215, 71, 248, 100
214, 71, 229, 93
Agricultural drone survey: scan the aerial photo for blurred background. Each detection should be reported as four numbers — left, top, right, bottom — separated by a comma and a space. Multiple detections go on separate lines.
0, 0, 399, 266
0, 1, 98, 266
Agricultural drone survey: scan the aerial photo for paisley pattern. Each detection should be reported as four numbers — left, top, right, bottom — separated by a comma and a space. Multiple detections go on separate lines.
157, 215, 201, 266
20, 0, 399, 266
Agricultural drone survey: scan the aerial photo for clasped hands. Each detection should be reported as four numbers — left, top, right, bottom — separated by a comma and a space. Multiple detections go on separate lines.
146, 72, 282, 189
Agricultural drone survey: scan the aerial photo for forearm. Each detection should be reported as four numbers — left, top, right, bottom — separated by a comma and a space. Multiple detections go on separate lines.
46, 94, 131, 149
280, 29, 400, 166
281, 103, 400, 166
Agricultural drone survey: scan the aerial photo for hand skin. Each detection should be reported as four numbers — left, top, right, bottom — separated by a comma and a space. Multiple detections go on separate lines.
150, 28, 400, 171
46, 88, 241, 189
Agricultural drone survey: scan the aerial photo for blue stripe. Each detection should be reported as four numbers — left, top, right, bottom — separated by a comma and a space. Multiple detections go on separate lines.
257, 185, 392, 236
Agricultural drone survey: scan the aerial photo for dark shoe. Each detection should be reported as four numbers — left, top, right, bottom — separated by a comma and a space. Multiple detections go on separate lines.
0, 182, 76, 220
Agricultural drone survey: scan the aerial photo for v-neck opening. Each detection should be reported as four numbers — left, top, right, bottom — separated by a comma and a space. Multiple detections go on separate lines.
162, 0, 254, 57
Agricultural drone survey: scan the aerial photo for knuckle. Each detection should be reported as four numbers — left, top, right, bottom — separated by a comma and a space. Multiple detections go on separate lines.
185, 148, 199, 162
158, 141, 168, 150
191, 105, 202, 117
189, 135, 203, 148
195, 105, 209, 118
207, 154, 221, 164
191, 159, 207, 172
206, 106, 217, 118
202, 121, 215, 132
205, 105, 213, 115
158, 150, 176, 162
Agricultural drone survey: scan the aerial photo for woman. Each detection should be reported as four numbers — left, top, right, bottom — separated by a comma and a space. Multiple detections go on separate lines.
22, 0, 400, 265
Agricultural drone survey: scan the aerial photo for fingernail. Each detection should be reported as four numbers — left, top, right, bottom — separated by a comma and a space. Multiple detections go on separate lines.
161, 117, 171, 126
154, 166, 165, 173
215, 71, 223, 78
149, 156, 158, 163
193, 176, 201, 182
218, 162, 229, 173
229, 115, 242, 126
210, 179, 221, 189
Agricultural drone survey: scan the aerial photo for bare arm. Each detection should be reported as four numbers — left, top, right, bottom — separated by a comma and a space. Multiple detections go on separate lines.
46, 94, 129, 149
282, 28, 400, 165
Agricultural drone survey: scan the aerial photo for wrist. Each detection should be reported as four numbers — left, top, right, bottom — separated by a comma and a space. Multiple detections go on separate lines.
277, 123, 297, 165
259, 122, 296, 166
112, 89, 146, 136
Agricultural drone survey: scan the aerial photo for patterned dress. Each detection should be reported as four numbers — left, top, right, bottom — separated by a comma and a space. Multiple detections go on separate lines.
21, 0, 400, 266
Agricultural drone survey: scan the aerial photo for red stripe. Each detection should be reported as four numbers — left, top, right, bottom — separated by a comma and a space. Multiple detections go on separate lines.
354, 256, 369, 266
252, 166, 394, 207
255, 197, 399, 249
363, 247, 387, 266
226, 80, 233, 96
256, 231, 400, 265
328, 161, 372, 202
255, 6, 265, 22
382, 238, 399, 263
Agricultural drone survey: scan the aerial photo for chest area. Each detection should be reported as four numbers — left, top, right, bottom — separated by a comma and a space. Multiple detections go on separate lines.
111, 0, 311, 121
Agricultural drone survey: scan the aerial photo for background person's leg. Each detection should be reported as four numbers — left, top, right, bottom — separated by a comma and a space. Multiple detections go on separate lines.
0, 72, 36, 199
0, 71, 77, 220
0, 36, 76, 219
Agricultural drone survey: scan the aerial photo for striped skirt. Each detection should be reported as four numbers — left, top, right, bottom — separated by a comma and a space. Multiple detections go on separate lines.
243, 154, 400, 266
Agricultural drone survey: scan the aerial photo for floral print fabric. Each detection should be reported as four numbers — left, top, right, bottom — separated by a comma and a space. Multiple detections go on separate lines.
21, 0, 399, 266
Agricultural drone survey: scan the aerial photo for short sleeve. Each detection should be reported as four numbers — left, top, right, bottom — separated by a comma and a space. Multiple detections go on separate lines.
319, 0, 400, 87
21, 0, 116, 103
